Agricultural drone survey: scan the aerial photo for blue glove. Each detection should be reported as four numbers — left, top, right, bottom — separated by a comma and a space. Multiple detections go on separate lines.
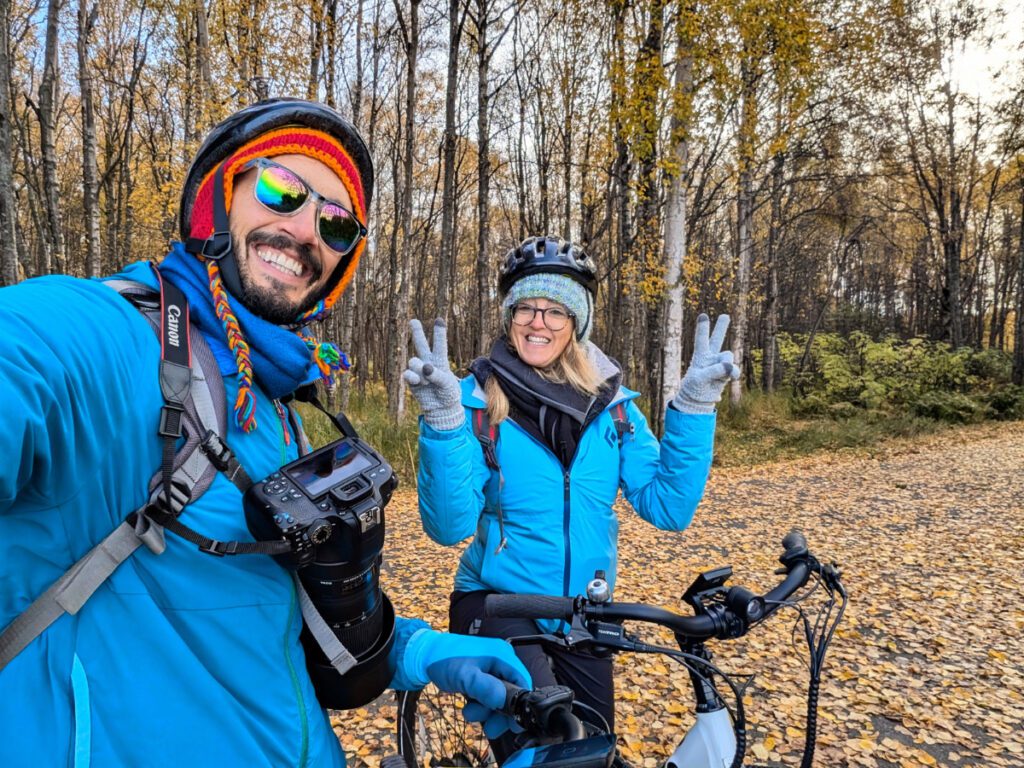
403, 628, 532, 738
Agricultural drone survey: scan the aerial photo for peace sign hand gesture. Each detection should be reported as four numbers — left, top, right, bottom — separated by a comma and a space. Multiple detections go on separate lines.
673, 314, 741, 414
404, 318, 465, 430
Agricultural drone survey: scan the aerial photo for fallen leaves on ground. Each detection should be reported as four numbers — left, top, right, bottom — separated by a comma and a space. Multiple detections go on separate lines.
335, 421, 1024, 767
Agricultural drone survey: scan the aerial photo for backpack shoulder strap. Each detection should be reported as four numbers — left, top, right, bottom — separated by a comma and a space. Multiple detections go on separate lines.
106, 275, 244, 507
469, 406, 507, 553
471, 406, 500, 471
123, 269, 281, 558
611, 401, 634, 446
1, 273, 231, 671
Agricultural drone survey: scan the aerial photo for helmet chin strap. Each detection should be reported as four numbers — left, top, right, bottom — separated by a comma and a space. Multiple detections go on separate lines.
184, 161, 244, 299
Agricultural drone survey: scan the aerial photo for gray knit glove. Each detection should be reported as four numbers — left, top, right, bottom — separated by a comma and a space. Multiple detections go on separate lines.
404, 318, 465, 431
673, 313, 741, 414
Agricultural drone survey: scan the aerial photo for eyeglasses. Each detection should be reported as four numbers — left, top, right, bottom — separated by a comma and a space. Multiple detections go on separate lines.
510, 303, 575, 332
242, 157, 367, 256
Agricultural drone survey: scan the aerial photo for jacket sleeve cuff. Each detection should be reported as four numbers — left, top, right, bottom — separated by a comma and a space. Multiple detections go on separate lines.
664, 406, 717, 448
388, 621, 435, 690
420, 415, 469, 439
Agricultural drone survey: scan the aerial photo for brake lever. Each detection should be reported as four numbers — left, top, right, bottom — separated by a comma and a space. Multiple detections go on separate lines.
821, 561, 844, 588
507, 631, 570, 650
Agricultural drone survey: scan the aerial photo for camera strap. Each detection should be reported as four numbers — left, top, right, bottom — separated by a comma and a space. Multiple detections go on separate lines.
294, 575, 358, 675
290, 384, 359, 439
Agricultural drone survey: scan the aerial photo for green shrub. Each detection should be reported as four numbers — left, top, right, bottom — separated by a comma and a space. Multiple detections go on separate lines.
967, 348, 1013, 383
826, 401, 859, 420
777, 332, 1013, 420
790, 392, 829, 417
983, 385, 1024, 420
909, 391, 985, 423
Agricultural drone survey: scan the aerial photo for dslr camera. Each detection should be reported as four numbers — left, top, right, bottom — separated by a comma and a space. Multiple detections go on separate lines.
244, 421, 397, 709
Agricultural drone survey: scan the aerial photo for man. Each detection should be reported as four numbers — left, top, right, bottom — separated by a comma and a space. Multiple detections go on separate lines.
0, 99, 528, 767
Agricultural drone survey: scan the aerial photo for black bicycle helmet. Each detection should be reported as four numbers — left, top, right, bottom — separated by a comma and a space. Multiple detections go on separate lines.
179, 98, 374, 302
498, 235, 598, 297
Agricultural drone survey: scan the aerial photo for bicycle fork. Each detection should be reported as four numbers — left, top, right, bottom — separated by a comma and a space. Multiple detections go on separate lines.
664, 643, 737, 768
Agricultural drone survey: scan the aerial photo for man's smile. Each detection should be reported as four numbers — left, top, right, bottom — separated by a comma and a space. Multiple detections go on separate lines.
254, 244, 309, 281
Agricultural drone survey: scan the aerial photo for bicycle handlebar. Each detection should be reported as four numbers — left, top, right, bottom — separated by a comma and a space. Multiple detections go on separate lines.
484, 530, 815, 641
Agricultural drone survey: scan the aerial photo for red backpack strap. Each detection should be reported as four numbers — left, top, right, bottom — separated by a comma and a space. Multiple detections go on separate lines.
471, 408, 507, 553
472, 408, 501, 471
612, 402, 634, 446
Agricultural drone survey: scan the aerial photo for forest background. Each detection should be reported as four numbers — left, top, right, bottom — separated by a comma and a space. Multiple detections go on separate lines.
1, 0, 1023, 480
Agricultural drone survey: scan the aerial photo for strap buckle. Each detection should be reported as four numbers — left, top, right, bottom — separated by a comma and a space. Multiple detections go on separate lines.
200, 430, 232, 472
201, 231, 232, 260
198, 539, 241, 557
158, 403, 185, 438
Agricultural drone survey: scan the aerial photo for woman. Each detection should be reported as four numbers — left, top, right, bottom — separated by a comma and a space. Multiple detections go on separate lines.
403, 235, 737, 756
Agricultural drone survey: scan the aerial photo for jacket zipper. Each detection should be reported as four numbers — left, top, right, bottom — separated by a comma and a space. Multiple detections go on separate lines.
562, 470, 572, 598
500, 412, 624, 601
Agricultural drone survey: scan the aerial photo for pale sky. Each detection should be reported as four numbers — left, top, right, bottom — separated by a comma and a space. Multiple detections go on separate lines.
951, 1, 1024, 102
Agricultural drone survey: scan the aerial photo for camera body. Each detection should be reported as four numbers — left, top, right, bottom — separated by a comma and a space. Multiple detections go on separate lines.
244, 435, 395, 570
244, 432, 398, 709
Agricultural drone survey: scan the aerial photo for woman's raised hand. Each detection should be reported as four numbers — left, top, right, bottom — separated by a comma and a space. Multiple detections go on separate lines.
673, 314, 741, 414
404, 318, 465, 430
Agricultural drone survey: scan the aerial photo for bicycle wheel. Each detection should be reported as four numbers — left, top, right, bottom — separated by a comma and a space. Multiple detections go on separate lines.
395, 686, 497, 767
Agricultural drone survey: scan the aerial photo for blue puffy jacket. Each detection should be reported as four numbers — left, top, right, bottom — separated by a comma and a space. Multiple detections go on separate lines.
0, 265, 427, 768
417, 366, 716, 612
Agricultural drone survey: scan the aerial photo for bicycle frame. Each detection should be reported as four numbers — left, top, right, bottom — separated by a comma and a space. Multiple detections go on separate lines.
664, 641, 737, 768
666, 708, 735, 768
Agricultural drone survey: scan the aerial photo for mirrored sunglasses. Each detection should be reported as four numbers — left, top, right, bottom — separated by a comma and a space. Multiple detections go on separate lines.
243, 157, 367, 256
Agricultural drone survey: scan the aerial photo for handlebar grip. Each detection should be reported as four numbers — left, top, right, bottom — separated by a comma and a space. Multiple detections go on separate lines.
484, 593, 576, 621
781, 529, 808, 560
501, 680, 524, 713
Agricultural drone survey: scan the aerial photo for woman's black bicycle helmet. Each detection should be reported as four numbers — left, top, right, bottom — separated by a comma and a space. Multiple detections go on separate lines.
498, 235, 598, 297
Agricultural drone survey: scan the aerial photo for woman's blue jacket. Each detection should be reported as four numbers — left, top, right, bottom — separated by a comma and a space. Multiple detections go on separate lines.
417, 369, 716, 616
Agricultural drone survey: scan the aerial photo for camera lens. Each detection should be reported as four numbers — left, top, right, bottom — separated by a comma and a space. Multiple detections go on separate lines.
300, 555, 383, 658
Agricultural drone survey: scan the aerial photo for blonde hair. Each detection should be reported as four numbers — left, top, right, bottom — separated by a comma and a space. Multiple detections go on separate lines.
485, 337, 604, 425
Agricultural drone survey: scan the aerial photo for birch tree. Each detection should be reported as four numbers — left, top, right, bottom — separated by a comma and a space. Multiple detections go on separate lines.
660, 3, 697, 430
388, 0, 419, 419
0, 0, 18, 285
78, 0, 101, 277
37, 0, 65, 274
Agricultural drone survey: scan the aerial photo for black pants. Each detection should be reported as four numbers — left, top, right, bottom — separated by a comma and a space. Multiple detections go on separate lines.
449, 590, 615, 763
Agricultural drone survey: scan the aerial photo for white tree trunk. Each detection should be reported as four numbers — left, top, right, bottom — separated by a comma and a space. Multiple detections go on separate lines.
0, 0, 20, 285
660, 45, 692, 424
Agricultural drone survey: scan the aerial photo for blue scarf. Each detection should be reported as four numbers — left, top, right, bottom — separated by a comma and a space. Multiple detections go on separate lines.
119, 244, 320, 401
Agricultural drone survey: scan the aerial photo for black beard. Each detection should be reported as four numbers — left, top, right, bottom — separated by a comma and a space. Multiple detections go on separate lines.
233, 230, 325, 325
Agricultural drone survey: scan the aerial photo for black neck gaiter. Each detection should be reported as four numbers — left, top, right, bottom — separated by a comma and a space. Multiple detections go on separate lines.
469, 338, 619, 468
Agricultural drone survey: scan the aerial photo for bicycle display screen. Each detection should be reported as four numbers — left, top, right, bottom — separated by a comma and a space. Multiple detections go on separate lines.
285, 439, 376, 498
503, 734, 616, 768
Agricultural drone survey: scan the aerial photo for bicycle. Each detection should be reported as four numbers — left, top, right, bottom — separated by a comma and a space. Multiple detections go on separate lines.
391, 530, 846, 768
